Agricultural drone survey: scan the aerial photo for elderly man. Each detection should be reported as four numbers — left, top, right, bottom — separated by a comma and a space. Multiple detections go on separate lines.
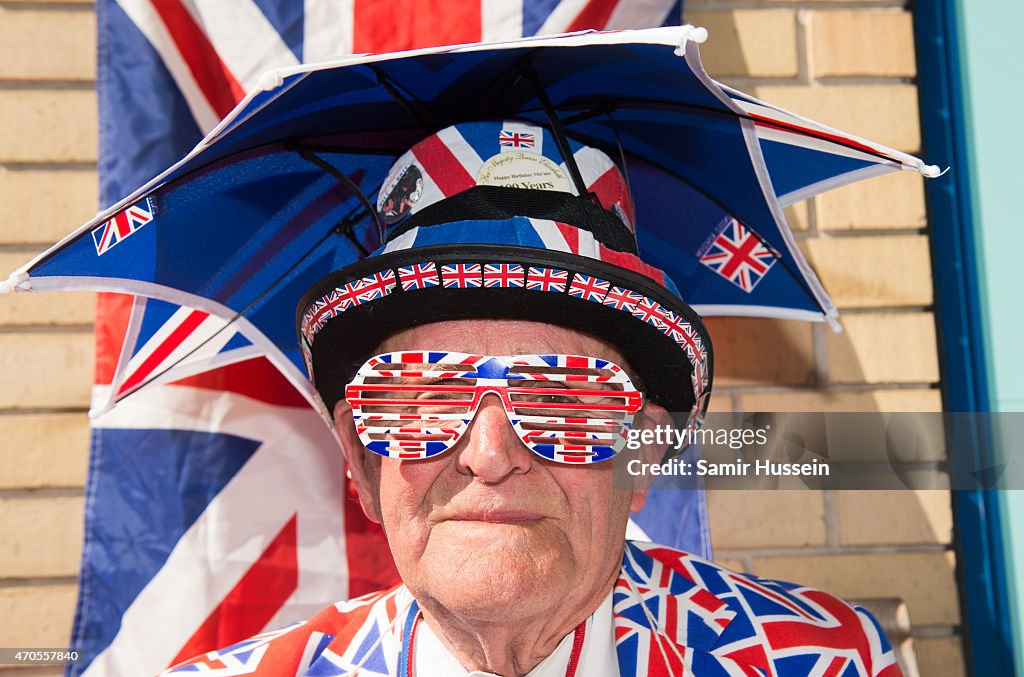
167, 121, 900, 676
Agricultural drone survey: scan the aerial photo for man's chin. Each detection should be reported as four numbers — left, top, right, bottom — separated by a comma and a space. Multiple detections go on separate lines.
413, 523, 572, 618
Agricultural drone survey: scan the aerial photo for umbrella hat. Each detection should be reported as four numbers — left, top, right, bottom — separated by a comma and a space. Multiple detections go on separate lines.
3, 27, 940, 413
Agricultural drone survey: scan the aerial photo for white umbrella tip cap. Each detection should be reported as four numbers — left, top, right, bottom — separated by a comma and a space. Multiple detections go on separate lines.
257, 70, 284, 92
0, 270, 30, 294
675, 26, 708, 55
683, 25, 708, 43
922, 164, 947, 178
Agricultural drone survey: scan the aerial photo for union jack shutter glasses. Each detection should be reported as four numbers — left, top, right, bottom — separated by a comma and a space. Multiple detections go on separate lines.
346, 351, 644, 464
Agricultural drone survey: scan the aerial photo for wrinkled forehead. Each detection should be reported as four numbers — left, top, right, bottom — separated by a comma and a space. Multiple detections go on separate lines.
375, 319, 631, 368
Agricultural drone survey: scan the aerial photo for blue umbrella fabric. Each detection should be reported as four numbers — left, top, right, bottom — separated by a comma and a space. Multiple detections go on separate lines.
4, 26, 938, 410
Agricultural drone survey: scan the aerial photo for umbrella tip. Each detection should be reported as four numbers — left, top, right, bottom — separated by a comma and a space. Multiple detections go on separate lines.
921, 164, 947, 178
675, 25, 708, 55
257, 70, 284, 92
0, 270, 30, 294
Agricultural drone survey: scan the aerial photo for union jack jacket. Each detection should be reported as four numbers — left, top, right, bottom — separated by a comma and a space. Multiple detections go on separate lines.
165, 541, 901, 676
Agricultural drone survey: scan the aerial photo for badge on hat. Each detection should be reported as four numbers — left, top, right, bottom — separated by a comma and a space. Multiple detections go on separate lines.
477, 151, 571, 192
377, 163, 423, 225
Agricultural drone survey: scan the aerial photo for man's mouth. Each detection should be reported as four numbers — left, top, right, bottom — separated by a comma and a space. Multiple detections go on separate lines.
446, 508, 545, 524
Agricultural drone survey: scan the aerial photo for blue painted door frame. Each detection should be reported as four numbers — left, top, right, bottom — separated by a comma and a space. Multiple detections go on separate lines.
914, 1, 1019, 674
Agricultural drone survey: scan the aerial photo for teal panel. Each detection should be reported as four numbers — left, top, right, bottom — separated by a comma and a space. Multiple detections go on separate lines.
956, 1, 1024, 672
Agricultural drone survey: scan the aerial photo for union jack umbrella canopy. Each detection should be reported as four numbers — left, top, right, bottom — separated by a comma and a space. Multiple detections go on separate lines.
2, 26, 939, 413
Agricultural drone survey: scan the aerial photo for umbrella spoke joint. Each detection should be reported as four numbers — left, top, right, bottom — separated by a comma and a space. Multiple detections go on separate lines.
290, 141, 384, 248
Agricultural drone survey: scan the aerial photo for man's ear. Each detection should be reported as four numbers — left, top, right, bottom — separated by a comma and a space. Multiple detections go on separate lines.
628, 401, 673, 513
333, 400, 383, 524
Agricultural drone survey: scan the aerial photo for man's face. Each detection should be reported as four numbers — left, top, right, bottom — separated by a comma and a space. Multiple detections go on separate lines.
334, 319, 665, 624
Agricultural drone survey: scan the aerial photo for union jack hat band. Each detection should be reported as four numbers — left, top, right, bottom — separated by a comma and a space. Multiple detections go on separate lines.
346, 351, 643, 464
298, 239, 713, 436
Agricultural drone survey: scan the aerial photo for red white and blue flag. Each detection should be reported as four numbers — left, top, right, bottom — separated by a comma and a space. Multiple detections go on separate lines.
499, 128, 536, 149
91, 197, 154, 255
699, 218, 779, 293
73, 1, 690, 675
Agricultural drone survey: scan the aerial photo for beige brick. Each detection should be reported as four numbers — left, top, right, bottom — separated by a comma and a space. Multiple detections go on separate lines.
0, 91, 97, 163
0, 496, 84, 578
715, 558, 747, 573
737, 388, 943, 412
0, 254, 95, 324
709, 490, 826, 548
914, 636, 967, 677
838, 490, 953, 546
825, 411, 947, 464
0, 585, 77, 648
783, 201, 809, 232
750, 551, 959, 625
0, 288, 95, 327
810, 10, 916, 78
689, 10, 798, 78
802, 235, 933, 309
817, 171, 927, 231
705, 393, 734, 414
827, 312, 939, 385
0, 168, 98, 244
0, 414, 90, 489
0, 669, 65, 677
705, 317, 815, 387
0, 8, 96, 81
752, 85, 920, 152
0, 333, 93, 408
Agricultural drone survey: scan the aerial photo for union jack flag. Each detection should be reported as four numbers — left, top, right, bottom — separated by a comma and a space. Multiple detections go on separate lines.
354, 270, 397, 302
499, 128, 535, 149
440, 262, 483, 288
483, 263, 525, 288
568, 273, 611, 302
526, 266, 570, 292
699, 218, 778, 293
632, 294, 665, 325
602, 286, 644, 313
91, 197, 154, 255
397, 262, 439, 291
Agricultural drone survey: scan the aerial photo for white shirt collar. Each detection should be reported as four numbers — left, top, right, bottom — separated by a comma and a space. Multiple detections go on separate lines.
412, 588, 619, 677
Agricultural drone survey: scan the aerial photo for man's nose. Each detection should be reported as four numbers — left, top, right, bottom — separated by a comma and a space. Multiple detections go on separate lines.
455, 393, 533, 481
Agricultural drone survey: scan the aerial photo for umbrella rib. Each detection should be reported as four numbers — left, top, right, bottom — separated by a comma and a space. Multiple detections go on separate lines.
113, 218, 348, 405
518, 63, 591, 200
115, 147, 382, 403
292, 142, 384, 246
368, 65, 440, 132
561, 97, 901, 165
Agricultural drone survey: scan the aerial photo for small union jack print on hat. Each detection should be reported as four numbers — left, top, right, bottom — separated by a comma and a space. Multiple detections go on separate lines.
567, 273, 610, 302
397, 263, 439, 291
499, 128, 535, 150
483, 263, 525, 288
440, 263, 483, 288
526, 267, 569, 293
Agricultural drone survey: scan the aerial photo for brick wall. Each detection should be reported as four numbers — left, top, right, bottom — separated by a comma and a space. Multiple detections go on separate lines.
0, 2, 960, 675
688, 1, 960, 674
1, 1, 96, 675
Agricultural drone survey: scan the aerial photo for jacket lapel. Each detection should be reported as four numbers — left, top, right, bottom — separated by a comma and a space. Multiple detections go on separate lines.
613, 542, 749, 676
